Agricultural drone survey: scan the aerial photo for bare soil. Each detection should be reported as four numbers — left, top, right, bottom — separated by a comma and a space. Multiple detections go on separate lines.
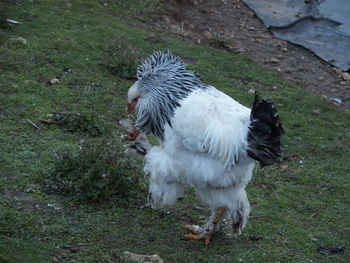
153, 0, 350, 111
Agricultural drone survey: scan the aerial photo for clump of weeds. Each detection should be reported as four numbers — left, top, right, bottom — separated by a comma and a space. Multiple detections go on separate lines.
103, 43, 144, 80
40, 111, 105, 137
204, 35, 237, 53
45, 139, 142, 202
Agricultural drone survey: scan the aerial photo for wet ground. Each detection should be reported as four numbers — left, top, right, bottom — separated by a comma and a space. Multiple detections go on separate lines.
152, 0, 350, 111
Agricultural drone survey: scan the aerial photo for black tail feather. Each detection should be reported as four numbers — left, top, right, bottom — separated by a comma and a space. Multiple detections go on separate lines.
247, 93, 284, 167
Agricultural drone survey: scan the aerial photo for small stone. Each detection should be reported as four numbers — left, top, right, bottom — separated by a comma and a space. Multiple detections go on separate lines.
266, 58, 279, 63
272, 85, 281, 90
25, 184, 38, 193
332, 67, 342, 75
64, 68, 73, 74
260, 184, 268, 189
309, 236, 318, 242
281, 47, 288, 52
277, 54, 284, 59
280, 165, 288, 171
318, 76, 325, 81
341, 72, 350, 81
123, 252, 163, 263
248, 88, 256, 94
49, 78, 59, 85
8, 37, 27, 45
312, 109, 321, 115
248, 26, 255, 31
47, 203, 61, 210
285, 77, 295, 82
204, 31, 212, 39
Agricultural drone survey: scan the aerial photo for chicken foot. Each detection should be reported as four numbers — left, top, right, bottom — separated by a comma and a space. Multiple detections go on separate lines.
183, 207, 227, 245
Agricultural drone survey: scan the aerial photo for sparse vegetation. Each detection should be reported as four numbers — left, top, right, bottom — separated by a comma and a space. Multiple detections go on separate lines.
45, 139, 141, 202
0, 0, 17, 47
40, 111, 105, 137
0, 0, 13, 28
104, 43, 143, 80
205, 35, 237, 53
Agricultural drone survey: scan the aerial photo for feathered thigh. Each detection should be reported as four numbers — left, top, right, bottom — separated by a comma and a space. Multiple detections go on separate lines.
145, 145, 255, 215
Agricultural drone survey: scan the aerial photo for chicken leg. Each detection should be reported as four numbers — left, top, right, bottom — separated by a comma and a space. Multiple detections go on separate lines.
184, 207, 226, 245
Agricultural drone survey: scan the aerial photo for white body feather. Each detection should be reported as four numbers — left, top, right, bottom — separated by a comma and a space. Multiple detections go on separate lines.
145, 87, 256, 231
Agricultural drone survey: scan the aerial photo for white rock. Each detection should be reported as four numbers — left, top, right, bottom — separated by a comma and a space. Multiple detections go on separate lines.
204, 31, 212, 39
269, 58, 279, 63
49, 78, 59, 85
123, 251, 164, 263
8, 37, 27, 45
248, 88, 256, 94
341, 72, 350, 81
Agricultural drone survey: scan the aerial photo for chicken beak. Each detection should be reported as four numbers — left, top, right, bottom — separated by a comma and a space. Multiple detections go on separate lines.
127, 102, 134, 114
127, 98, 139, 114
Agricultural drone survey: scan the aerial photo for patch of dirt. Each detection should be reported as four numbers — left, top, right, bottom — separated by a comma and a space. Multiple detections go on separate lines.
152, 0, 350, 111
2, 188, 43, 210
2, 187, 62, 212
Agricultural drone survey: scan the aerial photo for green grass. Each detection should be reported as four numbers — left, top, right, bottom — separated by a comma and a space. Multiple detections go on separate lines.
1, 0, 349, 262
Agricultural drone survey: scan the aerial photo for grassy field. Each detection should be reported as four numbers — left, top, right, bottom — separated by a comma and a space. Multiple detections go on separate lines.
1, 1, 349, 262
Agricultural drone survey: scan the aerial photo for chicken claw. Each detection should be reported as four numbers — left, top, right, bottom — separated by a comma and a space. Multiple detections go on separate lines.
183, 208, 227, 245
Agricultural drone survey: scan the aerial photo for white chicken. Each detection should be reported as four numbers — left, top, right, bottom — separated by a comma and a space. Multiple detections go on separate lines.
126, 51, 283, 244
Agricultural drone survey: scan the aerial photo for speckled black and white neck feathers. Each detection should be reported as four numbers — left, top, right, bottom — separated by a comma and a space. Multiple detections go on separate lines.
134, 51, 207, 140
